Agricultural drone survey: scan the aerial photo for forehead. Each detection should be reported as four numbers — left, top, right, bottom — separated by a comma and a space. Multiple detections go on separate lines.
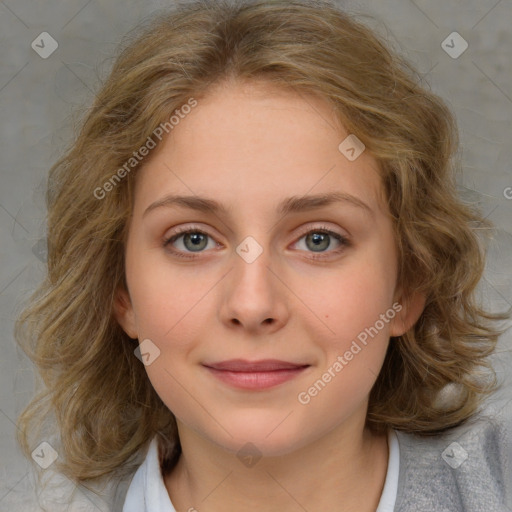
133, 80, 386, 217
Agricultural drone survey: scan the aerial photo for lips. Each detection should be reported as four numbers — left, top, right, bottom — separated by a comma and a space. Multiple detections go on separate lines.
202, 359, 310, 390
204, 359, 309, 371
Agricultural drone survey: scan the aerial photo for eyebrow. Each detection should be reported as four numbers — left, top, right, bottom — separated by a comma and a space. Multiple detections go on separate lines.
143, 191, 374, 218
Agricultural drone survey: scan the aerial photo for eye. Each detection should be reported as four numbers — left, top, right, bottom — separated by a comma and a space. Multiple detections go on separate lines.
163, 225, 350, 260
163, 227, 218, 258
293, 226, 350, 258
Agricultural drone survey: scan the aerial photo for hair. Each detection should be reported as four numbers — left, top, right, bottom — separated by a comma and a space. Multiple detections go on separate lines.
16, 0, 509, 484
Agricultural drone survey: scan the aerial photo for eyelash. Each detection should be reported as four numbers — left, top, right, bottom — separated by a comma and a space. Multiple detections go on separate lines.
163, 225, 350, 260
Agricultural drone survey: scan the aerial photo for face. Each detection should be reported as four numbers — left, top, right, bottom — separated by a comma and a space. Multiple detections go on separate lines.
115, 80, 422, 457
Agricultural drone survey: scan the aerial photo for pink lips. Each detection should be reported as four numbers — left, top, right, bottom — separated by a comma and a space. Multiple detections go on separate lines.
203, 359, 310, 390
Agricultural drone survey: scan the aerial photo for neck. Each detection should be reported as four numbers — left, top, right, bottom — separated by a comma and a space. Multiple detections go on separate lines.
164, 420, 389, 512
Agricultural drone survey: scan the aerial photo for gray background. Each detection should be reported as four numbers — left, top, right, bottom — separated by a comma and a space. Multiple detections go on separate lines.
0, 0, 511, 508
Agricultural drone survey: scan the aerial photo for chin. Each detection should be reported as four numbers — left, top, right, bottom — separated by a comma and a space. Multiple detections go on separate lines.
204, 412, 315, 458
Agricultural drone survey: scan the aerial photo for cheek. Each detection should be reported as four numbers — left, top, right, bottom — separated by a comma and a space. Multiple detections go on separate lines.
297, 266, 394, 414
127, 247, 211, 341
308, 254, 396, 342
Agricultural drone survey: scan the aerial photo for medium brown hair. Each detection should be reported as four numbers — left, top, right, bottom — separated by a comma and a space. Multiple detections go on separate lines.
16, 0, 509, 483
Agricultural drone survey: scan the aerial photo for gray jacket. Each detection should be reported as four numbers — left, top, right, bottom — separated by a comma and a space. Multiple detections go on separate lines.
5, 396, 511, 511
394, 396, 512, 511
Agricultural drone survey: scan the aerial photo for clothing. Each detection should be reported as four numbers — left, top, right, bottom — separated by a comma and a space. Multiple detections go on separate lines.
393, 397, 512, 511
122, 430, 400, 512
378, 430, 400, 511
119, 397, 512, 511
121, 437, 175, 511
12, 396, 511, 511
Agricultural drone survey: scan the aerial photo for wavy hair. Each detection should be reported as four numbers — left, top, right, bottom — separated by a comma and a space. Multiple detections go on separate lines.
16, 0, 509, 483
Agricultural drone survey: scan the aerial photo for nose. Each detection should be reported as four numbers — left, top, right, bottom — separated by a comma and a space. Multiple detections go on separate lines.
218, 245, 290, 335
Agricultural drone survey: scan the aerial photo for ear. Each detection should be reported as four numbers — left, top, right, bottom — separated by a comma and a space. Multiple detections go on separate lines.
113, 286, 138, 339
389, 288, 426, 337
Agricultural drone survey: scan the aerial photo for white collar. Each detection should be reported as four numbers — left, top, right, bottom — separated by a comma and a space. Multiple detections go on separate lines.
376, 429, 400, 511
122, 437, 175, 512
123, 430, 399, 512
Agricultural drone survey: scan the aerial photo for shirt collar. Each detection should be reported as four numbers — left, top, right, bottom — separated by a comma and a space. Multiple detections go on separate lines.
123, 430, 399, 512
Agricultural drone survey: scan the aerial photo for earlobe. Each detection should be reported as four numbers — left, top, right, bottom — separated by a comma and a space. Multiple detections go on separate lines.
113, 286, 138, 339
389, 290, 426, 337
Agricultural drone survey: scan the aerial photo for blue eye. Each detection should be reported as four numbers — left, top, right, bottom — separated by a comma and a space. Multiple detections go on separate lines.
164, 229, 216, 255
296, 228, 349, 258
306, 231, 340, 252
177, 232, 209, 251
163, 226, 350, 260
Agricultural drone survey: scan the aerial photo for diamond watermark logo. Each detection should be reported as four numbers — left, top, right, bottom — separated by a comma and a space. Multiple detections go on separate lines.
441, 32, 468, 59
338, 134, 365, 161
134, 338, 161, 366
442, 441, 468, 469
31, 32, 59, 59
32, 238, 48, 263
237, 442, 262, 468
31, 441, 58, 469
236, 236, 263, 264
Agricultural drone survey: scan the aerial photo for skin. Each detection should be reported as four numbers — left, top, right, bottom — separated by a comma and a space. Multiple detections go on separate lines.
115, 79, 425, 512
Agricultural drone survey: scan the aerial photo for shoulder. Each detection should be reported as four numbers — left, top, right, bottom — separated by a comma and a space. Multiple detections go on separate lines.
5, 451, 138, 512
394, 396, 512, 512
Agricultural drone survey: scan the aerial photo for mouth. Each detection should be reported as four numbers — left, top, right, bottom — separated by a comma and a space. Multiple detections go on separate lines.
202, 359, 311, 390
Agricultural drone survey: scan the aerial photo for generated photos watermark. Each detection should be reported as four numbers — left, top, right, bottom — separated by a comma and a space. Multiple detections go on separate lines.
94, 97, 197, 200
297, 301, 402, 405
